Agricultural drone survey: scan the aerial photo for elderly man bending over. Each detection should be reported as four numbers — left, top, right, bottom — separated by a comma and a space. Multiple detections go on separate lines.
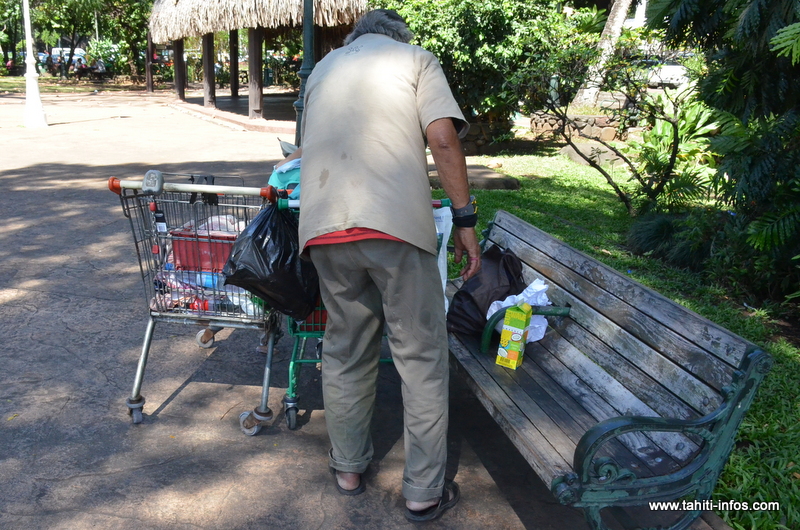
297, 9, 481, 522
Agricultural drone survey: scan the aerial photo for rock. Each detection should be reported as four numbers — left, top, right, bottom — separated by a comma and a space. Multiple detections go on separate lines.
599, 127, 617, 142
559, 141, 622, 166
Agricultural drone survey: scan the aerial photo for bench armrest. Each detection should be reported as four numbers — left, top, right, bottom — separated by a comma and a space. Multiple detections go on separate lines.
573, 410, 724, 483
553, 349, 771, 506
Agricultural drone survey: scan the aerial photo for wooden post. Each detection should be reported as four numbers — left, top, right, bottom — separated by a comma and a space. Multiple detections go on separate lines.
230, 29, 239, 98
247, 27, 263, 119
145, 32, 154, 93
173, 38, 186, 101
294, 0, 316, 146
202, 32, 216, 108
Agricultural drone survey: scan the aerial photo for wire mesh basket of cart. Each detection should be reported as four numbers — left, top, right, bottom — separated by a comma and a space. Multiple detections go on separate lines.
108, 170, 284, 426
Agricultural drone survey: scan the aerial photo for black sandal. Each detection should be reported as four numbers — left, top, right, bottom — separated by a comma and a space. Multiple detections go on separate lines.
405, 480, 460, 522
330, 467, 366, 496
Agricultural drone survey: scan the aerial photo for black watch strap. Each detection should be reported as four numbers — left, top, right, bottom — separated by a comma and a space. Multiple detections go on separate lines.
452, 213, 478, 228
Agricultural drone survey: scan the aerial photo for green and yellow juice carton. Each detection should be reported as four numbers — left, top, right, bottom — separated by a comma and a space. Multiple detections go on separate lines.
496, 302, 532, 369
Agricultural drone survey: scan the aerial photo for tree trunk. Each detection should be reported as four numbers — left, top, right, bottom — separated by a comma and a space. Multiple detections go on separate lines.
248, 27, 264, 119
230, 30, 239, 98
572, 0, 635, 108
173, 39, 186, 101
145, 32, 154, 93
202, 33, 216, 108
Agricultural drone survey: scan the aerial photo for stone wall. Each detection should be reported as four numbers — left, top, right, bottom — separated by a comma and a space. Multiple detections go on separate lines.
529, 111, 628, 142
460, 121, 512, 156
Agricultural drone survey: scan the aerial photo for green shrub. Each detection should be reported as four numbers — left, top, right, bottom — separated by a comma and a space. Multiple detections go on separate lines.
375, 0, 563, 136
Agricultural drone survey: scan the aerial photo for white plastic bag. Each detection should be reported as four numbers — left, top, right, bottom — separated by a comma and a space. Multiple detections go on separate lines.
433, 207, 453, 312
486, 279, 551, 342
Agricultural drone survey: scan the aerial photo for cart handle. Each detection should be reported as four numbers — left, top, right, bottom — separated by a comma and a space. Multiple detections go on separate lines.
108, 177, 279, 202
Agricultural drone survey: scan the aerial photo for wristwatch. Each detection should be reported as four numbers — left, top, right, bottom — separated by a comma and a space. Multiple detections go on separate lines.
451, 195, 478, 228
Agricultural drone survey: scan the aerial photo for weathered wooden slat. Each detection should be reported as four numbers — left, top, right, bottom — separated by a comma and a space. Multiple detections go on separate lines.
491, 211, 749, 366
549, 317, 704, 420
497, 357, 665, 476
507, 366, 653, 475
531, 334, 699, 465
490, 228, 736, 394
502, 250, 725, 412
521, 341, 687, 476
448, 334, 572, 485
458, 331, 651, 473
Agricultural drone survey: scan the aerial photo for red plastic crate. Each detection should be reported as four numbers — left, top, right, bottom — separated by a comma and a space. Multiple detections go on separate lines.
296, 298, 327, 333
170, 229, 237, 272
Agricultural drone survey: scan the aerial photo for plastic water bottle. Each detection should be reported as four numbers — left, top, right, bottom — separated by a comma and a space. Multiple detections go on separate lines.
149, 202, 167, 233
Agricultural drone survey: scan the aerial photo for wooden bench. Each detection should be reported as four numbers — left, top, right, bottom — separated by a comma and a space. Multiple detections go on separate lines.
447, 210, 772, 530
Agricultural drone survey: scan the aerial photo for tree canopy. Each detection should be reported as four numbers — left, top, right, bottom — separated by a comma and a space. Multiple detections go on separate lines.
648, 0, 800, 301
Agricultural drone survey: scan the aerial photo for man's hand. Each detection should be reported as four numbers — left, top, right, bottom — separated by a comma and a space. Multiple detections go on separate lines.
453, 226, 481, 280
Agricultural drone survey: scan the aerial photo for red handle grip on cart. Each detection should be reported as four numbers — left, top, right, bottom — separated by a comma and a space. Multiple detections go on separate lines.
261, 185, 278, 203
108, 177, 122, 195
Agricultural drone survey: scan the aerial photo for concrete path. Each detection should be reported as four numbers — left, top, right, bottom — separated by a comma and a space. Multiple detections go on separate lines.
0, 90, 589, 530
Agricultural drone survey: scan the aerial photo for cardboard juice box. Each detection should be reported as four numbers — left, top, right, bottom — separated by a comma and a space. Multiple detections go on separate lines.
496, 302, 532, 369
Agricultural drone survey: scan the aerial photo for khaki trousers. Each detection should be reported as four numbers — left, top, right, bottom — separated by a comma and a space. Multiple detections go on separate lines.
309, 239, 449, 502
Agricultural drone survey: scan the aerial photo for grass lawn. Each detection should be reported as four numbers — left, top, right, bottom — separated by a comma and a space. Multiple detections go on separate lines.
442, 139, 799, 530
0, 75, 171, 94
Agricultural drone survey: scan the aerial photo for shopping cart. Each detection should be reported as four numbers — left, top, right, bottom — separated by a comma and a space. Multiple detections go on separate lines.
109, 170, 283, 425
252, 198, 453, 432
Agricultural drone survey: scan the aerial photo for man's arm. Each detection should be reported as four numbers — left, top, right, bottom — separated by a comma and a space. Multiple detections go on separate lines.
277, 146, 302, 168
426, 118, 481, 280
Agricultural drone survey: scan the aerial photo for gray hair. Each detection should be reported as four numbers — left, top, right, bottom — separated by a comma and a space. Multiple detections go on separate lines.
344, 9, 413, 45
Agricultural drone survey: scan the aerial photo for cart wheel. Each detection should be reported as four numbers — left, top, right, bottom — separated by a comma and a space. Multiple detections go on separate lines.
286, 407, 298, 430
196, 329, 215, 349
239, 411, 262, 436
131, 408, 143, 424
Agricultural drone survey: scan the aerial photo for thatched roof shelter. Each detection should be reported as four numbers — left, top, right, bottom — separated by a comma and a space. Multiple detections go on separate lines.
150, 0, 369, 43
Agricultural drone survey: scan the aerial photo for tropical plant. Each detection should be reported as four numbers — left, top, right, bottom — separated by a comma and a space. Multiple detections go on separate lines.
508, 15, 717, 216
32, 0, 103, 68
101, 0, 152, 76
624, 86, 718, 213
1, 0, 21, 64
374, 0, 560, 135
647, 0, 800, 302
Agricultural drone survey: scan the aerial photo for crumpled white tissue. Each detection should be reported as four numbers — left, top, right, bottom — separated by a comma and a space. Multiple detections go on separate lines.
486, 279, 551, 343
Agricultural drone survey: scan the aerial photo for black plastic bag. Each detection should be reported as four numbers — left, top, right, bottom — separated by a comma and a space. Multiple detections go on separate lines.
446, 245, 527, 336
223, 205, 319, 320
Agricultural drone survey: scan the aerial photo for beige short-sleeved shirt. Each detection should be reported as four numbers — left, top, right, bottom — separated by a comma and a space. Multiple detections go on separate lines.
298, 33, 467, 255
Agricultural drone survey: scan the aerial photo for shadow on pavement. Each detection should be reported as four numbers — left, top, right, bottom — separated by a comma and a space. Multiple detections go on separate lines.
0, 150, 589, 528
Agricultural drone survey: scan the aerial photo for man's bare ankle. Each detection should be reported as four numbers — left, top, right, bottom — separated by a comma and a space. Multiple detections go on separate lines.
406, 498, 440, 511
336, 471, 361, 491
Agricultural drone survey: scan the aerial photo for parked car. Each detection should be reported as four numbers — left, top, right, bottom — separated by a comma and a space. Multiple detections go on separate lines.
50, 47, 86, 64
647, 59, 689, 88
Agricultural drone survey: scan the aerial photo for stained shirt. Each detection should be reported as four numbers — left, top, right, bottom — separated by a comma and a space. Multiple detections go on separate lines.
298, 33, 467, 255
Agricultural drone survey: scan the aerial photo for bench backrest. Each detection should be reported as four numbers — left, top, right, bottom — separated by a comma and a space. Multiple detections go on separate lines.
485, 211, 758, 465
